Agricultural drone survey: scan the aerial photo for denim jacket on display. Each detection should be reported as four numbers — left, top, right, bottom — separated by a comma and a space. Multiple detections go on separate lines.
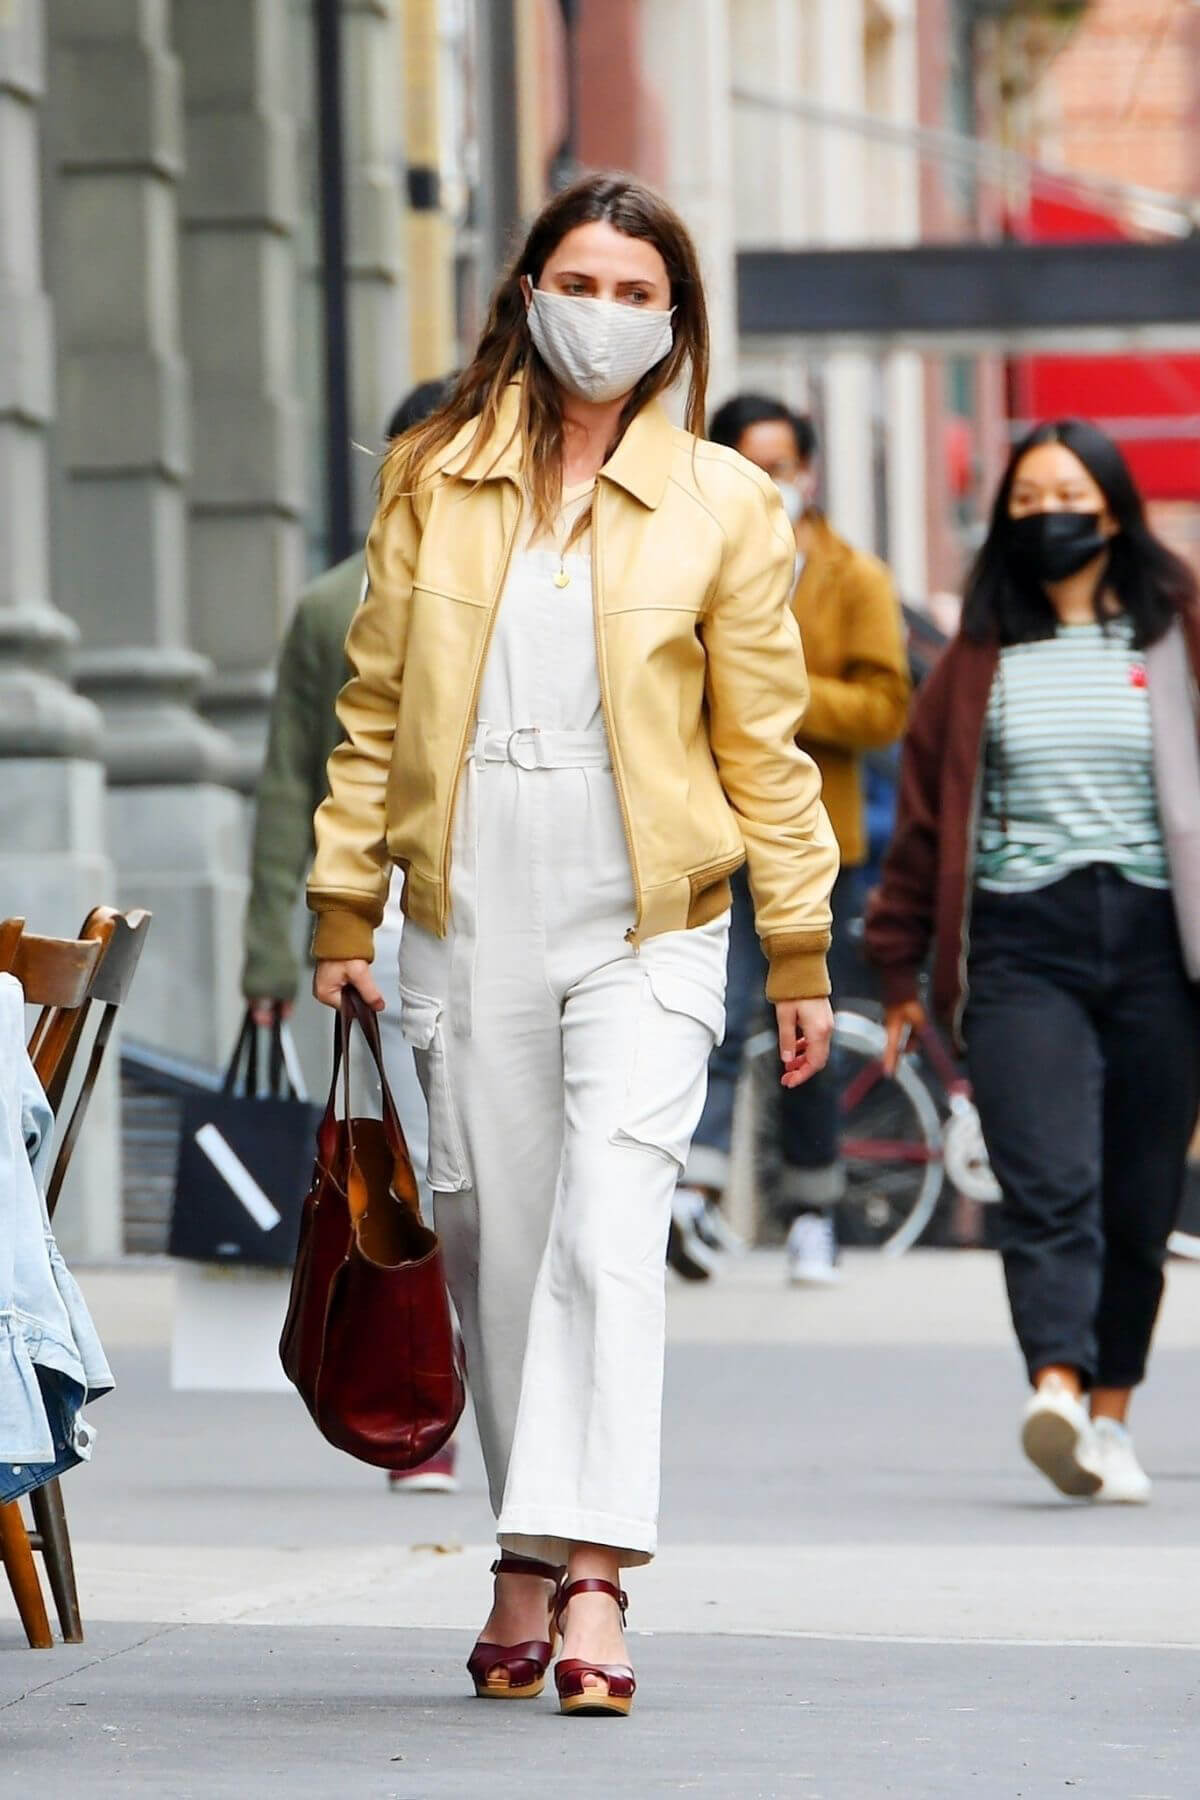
0, 974, 112, 1501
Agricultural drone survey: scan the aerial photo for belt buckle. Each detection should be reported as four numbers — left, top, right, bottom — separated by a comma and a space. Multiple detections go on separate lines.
506, 727, 542, 771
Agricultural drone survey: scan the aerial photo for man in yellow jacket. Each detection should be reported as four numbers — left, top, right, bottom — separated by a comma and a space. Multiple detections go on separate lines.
673, 395, 910, 1284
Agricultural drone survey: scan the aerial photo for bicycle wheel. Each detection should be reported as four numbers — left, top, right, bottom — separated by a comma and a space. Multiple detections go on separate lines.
833, 1010, 945, 1255
742, 1009, 945, 1257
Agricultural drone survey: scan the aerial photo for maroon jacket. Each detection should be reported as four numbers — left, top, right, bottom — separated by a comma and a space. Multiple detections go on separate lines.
865, 599, 1200, 1043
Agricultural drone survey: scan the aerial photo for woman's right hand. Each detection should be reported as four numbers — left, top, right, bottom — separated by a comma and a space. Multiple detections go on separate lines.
313, 958, 385, 1012
882, 999, 927, 1076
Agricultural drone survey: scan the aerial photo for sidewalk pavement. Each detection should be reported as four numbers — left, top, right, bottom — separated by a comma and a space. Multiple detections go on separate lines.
4, 1251, 1200, 1796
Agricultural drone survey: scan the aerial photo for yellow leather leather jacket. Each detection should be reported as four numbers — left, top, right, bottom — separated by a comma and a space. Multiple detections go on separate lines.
307, 385, 838, 1000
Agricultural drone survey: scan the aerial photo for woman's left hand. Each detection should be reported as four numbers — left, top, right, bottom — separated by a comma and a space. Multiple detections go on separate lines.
776, 998, 835, 1089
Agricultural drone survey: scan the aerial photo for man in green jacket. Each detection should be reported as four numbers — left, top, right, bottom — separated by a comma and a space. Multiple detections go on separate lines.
241, 550, 372, 1005
242, 377, 457, 1492
242, 378, 451, 1010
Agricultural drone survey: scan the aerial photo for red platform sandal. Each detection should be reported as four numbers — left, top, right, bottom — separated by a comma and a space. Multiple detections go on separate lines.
467, 1555, 564, 1700
553, 1578, 636, 1718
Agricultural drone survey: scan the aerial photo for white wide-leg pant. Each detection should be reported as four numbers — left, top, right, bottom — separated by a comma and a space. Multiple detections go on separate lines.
397, 735, 728, 1566
367, 875, 430, 1205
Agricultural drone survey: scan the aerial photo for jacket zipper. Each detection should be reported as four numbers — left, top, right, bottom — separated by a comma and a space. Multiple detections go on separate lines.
436, 492, 523, 931
591, 483, 644, 946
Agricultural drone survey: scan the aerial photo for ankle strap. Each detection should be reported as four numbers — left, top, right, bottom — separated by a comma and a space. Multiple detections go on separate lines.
491, 1554, 563, 1583
556, 1577, 629, 1628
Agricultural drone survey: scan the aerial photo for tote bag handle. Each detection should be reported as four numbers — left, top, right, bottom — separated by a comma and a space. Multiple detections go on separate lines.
222, 1004, 309, 1101
317, 988, 415, 1219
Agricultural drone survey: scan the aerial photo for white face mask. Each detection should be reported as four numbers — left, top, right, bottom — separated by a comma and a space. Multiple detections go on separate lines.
526, 286, 675, 404
774, 478, 806, 526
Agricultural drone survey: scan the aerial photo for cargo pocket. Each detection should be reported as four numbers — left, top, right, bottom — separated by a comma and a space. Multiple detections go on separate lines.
611, 968, 726, 1169
398, 986, 471, 1193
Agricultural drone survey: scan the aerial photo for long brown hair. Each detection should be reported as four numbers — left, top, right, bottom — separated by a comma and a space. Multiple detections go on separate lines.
384, 173, 710, 538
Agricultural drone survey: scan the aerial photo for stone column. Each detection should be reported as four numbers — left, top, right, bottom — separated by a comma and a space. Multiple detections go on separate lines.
45, 0, 247, 1067
173, 0, 305, 783
730, 0, 807, 247
0, 0, 118, 1257
810, 0, 876, 553
342, 0, 406, 538
639, 0, 737, 407
872, 1, 927, 597
730, 0, 816, 415
403, 0, 457, 381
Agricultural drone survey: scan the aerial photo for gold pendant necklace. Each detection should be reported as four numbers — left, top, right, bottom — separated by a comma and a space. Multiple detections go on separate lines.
553, 480, 592, 589
553, 524, 571, 588
553, 511, 571, 587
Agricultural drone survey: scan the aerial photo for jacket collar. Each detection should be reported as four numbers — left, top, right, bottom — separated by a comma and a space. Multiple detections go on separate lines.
793, 513, 846, 604
803, 512, 847, 562
438, 378, 676, 510
439, 383, 525, 484
599, 397, 675, 510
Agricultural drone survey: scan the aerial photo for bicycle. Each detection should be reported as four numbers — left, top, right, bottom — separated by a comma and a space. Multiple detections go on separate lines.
741, 1005, 1000, 1257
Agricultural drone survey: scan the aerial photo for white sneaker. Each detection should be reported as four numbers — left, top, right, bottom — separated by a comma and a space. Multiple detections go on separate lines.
1091, 1417, 1152, 1505
786, 1213, 842, 1286
694, 1198, 747, 1258
386, 1441, 459, 1494
667, 1186, 721, 1281
1020, 1377, 1102, 1498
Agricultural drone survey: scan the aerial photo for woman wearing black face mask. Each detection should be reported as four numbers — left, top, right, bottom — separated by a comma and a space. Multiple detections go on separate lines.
866, 419, 1200, 1505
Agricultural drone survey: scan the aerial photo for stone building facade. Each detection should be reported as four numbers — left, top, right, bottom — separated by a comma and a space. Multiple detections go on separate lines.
2, 0, 930, 1254
1, 0, 419, 1253
571, 0, 928, 593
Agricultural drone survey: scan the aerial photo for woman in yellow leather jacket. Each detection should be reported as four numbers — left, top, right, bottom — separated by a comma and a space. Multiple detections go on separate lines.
307, 173, 838, 1717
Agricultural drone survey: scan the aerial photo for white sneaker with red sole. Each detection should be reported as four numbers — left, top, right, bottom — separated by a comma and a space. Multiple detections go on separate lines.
387, 1440, 459, 1494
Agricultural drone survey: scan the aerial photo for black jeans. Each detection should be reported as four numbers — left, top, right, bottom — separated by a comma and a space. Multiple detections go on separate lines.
965, 866, 1200, 1389
774, 868, 865, 1211
688, 866, 863, 1218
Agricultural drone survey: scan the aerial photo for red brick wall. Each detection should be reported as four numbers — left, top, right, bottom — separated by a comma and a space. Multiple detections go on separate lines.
1026, 2, 1200, 552
1038, 0, 1200, 199
575, 0, 666, 185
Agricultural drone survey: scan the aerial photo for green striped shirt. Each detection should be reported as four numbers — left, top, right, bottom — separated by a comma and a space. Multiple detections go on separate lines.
976, 617, 1169, 893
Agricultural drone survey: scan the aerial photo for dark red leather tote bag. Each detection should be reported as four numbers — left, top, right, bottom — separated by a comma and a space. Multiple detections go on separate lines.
280, 988, 465, 1469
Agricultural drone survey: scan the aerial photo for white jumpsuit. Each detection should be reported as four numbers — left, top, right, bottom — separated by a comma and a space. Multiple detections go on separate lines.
396, 486, 728, 1566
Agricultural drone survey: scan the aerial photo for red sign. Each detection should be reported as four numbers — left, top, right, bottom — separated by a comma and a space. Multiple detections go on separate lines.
1010, 191, 1200, 501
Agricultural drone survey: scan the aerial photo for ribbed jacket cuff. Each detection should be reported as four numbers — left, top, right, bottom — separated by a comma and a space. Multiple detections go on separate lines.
240, 969, 301, 1003
763, 938, 831, 1002
310, 908, 376, 963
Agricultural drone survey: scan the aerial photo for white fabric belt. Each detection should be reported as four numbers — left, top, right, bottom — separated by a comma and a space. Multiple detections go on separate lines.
469, 724, 611, 772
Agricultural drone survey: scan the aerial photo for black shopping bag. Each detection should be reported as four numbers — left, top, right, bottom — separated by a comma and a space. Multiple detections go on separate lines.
169, 1009, 323, 1268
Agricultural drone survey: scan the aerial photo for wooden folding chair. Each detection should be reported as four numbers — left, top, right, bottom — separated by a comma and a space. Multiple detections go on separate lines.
0, 906, 151, 1648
